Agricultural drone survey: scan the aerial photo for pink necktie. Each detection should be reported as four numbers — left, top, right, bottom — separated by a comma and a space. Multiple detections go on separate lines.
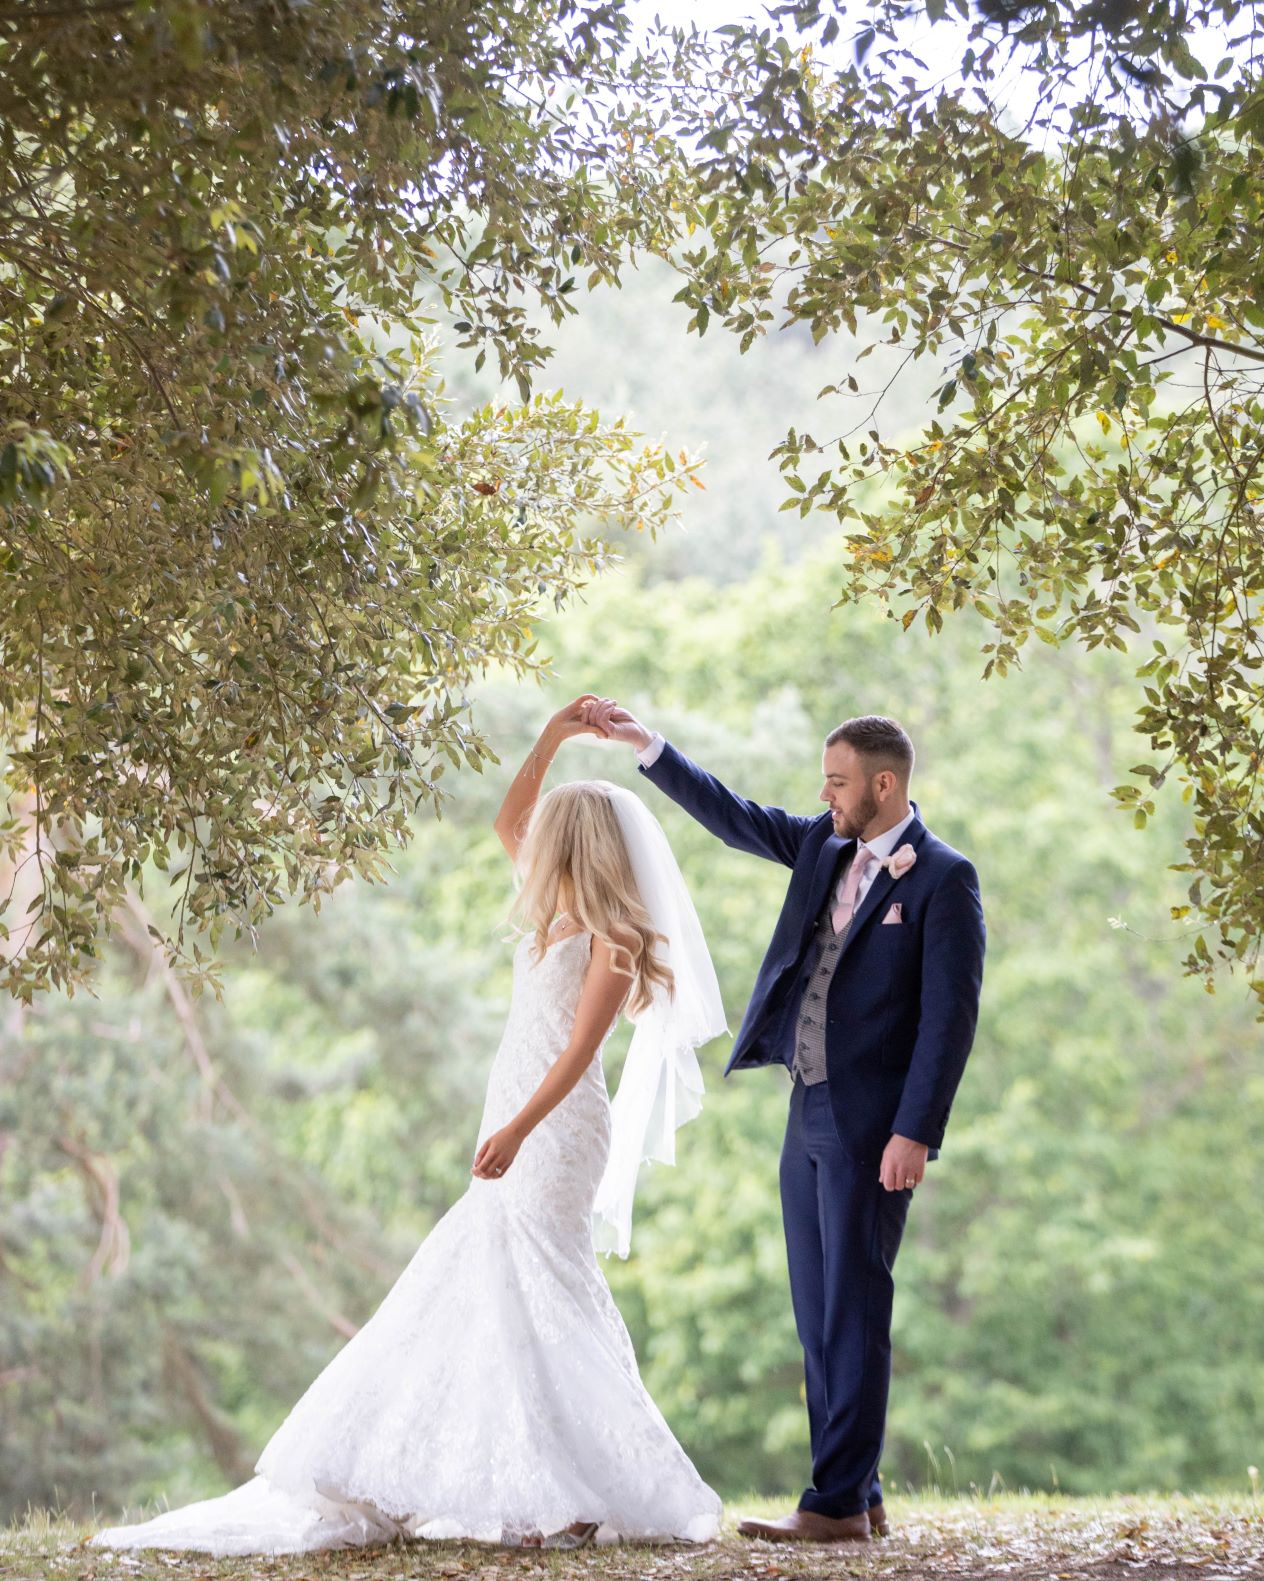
831, 845, 875, 934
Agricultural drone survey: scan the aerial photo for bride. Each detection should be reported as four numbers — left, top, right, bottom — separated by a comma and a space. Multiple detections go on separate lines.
89, 695, 728, 1555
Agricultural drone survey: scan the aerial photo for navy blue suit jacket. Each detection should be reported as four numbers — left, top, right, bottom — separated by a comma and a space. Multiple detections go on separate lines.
638, 740, 986, 1163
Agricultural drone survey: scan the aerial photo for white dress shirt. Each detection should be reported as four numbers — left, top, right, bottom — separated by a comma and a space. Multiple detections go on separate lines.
635, 730, 667, 768
635, 731, 914, 908
846, 808, 916, 908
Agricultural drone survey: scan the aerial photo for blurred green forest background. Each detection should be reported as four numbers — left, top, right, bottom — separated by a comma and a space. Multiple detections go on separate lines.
2, 260, 1260, 1524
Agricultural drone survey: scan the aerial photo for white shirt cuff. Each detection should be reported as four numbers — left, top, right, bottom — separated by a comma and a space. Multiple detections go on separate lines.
635, 730, 666, 767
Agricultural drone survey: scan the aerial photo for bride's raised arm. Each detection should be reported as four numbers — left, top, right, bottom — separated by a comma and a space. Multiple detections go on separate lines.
492, 694, 610, 860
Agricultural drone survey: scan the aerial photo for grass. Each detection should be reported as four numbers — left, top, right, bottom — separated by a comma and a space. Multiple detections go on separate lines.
3, 1493, 1261, 1581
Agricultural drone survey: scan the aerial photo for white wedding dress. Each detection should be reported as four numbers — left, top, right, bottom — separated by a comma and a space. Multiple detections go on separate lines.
90, 928, 722, 1555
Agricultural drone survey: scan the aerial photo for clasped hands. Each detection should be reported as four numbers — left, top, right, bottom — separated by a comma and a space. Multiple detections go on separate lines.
574, 695, 645, 747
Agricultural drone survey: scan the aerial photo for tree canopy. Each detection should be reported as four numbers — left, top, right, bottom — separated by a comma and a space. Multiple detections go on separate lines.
0, 0, 698, 999
662, 0, 1264, 1005
5, 0, 1264, 1007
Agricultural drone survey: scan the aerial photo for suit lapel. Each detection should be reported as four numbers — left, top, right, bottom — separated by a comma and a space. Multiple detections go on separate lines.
803, 832, 852, 948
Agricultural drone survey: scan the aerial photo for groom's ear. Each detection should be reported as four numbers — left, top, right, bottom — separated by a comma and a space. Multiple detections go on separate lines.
876, 767, 905, 799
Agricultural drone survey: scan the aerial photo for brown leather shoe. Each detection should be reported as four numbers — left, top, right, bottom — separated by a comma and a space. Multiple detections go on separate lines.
868, 1500, 890, 1536
737, 1508, 871, 1543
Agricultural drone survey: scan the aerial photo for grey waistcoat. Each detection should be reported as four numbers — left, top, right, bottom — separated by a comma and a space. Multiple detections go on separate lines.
792, 852, 857, 1086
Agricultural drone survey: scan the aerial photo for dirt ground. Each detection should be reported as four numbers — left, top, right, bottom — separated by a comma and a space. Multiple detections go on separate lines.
4, 1494, 1261, 1581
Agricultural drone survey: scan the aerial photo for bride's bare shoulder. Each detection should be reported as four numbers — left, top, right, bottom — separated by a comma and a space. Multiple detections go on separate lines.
578, 934, 632, 1021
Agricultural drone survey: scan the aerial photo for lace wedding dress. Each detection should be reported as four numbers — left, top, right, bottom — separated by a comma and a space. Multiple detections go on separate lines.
90, 928, 722, 1555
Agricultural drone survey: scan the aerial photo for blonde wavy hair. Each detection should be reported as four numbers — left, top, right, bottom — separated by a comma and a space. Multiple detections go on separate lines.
508, 780, 675, 1018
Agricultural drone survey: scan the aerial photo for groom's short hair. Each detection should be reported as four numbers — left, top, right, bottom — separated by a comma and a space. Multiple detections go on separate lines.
825, 715, 915, 784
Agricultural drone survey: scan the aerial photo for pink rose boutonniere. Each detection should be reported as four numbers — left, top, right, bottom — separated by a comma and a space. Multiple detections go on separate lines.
878, 844, 917, 880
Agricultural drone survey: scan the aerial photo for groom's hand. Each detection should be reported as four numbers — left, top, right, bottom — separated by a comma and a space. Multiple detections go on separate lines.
880, 1134, 929, 1192
580, 697, 653, 752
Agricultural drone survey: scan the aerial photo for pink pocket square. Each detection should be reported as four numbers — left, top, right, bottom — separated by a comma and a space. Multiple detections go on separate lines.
881, 903, 903, 925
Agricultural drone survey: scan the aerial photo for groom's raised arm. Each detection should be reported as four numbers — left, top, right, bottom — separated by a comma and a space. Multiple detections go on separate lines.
633, 731, 818, 869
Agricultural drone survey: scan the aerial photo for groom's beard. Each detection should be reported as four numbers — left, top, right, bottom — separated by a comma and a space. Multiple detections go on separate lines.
835, 788, 880, 842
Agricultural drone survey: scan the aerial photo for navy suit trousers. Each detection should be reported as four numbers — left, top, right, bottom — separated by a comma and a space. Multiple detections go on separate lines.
779, 1077, 912, 1519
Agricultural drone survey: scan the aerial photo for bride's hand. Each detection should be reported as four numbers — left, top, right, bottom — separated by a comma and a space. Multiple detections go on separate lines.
472, 1125, 524, 1180
547, 694, 612, 742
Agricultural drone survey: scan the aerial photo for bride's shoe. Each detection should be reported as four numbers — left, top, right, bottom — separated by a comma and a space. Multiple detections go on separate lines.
543, 1521, 600, 1549
516, 1521, 597, 1549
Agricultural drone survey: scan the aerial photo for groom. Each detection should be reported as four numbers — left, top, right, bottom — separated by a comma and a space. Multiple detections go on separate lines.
583, 700, 986, 1543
